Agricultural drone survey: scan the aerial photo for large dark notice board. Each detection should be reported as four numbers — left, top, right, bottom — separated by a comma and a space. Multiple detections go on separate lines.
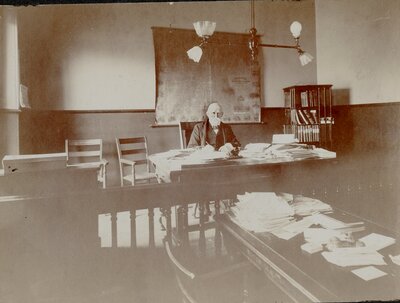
152, 27, 261, 125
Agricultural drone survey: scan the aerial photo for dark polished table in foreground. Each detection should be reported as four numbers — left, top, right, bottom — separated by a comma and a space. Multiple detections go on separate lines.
149, 147, 399, 303
217, 204, 400, 303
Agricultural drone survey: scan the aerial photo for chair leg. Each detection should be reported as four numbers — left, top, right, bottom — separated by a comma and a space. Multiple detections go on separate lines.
102, 165, 107, 189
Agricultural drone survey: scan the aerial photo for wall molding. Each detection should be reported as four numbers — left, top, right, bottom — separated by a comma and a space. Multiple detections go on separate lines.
0, 108, 21, 113
15, 102, 400, 115
20, 108, 156, 114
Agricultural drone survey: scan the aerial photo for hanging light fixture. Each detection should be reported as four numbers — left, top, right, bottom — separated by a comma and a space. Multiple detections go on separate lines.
187, 21, 216, 62
187, 0, 313, 66
248, 0, 313, 66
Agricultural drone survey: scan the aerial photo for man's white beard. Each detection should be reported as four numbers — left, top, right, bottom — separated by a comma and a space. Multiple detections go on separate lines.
209, 117, 221, 128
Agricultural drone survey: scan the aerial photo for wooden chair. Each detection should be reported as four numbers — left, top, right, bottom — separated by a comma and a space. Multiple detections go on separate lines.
179, 121, 214, 218
115, 136, 156, 186
164, 237, 251, 303
65, 139, 108, 188
179, 121, 201, 149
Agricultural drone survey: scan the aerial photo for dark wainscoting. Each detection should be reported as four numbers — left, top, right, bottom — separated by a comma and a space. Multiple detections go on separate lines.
18, 108, 283, 187
332, 102, 400, 161
17, 103, 400, 189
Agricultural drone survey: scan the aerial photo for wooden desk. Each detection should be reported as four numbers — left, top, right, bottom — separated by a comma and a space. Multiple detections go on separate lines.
217, 207, 400, 302
149, 147, 336, 186
150, 147, 337, 252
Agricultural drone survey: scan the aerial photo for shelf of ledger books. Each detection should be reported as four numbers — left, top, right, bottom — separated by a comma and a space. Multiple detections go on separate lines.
283, 85, 334, 148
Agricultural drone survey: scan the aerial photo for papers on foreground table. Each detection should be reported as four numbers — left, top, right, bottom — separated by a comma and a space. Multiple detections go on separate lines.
229, 191, 397, 282
351, 266, 388, 281
231, 192, 294, 233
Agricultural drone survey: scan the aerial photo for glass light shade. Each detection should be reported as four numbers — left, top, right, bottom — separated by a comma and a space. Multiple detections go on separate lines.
290, 21, 302, 38
299, 52, 313, 66
187, 46, 203, 62
193, 21, 216, 38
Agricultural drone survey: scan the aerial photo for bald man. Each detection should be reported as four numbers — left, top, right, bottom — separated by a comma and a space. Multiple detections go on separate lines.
187, 103, 240, 152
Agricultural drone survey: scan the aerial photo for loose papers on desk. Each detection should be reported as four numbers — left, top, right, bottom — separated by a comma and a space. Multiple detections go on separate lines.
312, 148, 336, 159
389, 254, 400, 266
271, 215, 315, 240
290, 195, 333, 216
242, 143, 271, 153
187, 149, 227, 161
321, 250, 386, 267
239, 143, 273, 159
230, 192, 294, 233
351, 266, 387, 281
358, 233, 395, 251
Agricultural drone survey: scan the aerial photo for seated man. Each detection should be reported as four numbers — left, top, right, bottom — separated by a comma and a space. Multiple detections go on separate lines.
187, 102, 240, 155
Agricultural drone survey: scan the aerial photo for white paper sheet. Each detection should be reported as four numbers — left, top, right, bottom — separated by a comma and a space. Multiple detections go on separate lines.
271, 215, 315, 240
351, 266, 387, 281
359, 233, 395, 251
389, 254, 400, 266
321, 251, 386, 267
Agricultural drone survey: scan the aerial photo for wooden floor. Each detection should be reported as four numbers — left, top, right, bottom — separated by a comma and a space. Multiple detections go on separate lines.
0, 231, 180, 303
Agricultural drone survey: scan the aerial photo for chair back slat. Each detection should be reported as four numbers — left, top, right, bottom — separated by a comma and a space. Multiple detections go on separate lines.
119, 137, 146, 144
67, 139, 102, 146
121, 148, 147, 156
115, 136, 154, 186
65, 138, 107, 188
133, 159, 148, 165
65, 139, 103, 164
68, 150, 101, 158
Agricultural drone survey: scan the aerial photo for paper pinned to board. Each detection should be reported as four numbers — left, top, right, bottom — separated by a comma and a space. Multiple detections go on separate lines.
351, 266, 387, 281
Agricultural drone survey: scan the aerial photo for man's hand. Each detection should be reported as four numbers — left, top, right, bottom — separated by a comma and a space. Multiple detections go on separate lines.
202, 144, 215, 152
218, 143, 234, 155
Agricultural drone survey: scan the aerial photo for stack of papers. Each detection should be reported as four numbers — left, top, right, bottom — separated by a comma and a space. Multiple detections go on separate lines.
271, 215, 315, 240
301, 242, 323, 254
272, 134, 298, 144
186, 149, 227, 161
291, 196, 333, 216
312, 148, 336, 159
239, 143, 273, 159
230, 192, 294, 233
268, 144, 315, 159
242, 143, 271, 153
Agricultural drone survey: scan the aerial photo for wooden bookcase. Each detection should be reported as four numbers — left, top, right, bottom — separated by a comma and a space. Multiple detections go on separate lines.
283, 85, 333, 148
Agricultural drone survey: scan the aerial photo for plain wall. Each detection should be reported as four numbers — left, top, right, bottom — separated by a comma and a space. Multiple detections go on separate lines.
0, 111, 19, 159
315, 0, 400, 105
0, 7, 19, 109
17, 1, 317, 110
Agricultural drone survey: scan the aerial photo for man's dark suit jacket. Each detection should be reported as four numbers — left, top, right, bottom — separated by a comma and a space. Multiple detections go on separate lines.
187, 120, 240, 150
